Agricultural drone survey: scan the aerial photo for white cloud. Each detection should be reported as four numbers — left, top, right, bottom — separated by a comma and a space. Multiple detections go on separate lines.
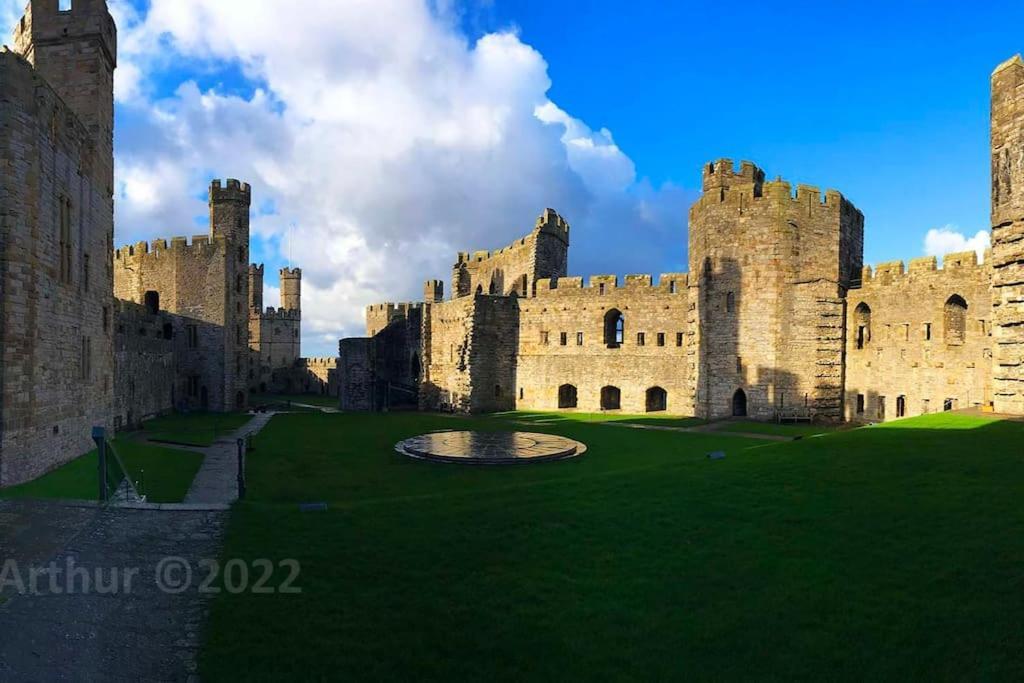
3, 0, 692, 356
923, 226, 990, 263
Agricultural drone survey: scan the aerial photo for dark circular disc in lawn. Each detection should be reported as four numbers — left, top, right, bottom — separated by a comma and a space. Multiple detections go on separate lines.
395, 431, 586, 465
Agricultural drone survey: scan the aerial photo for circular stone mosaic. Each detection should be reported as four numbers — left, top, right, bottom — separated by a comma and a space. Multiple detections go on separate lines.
395, 431, 587, 465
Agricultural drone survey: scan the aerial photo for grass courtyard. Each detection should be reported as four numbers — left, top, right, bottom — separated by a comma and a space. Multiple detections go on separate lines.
199, 410, 1024, 680
143, 411, 253, 446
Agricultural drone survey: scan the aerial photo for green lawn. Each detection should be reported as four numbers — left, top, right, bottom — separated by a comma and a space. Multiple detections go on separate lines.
250, 393, 339, 409
143, 411, 253, 446
718, 419, 844, 437
498, 410, 706, 429
0, 439, 203, 503
201, 411, 1024, 680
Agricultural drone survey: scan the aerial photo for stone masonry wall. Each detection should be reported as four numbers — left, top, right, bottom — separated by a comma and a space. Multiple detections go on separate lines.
688, 159, 864, 420
515, 274, 693, 414
844, 253, 993, 421
0, 45, 114, 485
991, 55, 1024, 413
113, 300, 174, 429
451, 209, 569, 298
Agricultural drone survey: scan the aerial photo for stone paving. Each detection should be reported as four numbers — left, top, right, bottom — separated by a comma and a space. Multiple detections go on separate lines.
0, 499, 226, 681
184, 411, 276, 505
0, 412, 280, 680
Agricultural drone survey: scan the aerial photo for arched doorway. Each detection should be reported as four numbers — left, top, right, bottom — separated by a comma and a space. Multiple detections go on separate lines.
732, 388, 747, 417
645, 386, 667, 412
600, 386, 621, 410
558, 384, 577, 409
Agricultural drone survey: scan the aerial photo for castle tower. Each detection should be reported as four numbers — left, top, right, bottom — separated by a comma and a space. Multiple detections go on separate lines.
991, 55, 1024, 414
13, 0, 116, 190
688, 159, 864, 420
280, 267, 301, 312
532, 208, 570, 287
424, 279, 444, 303
249, 263, 265, 311
209, 179, 251, 245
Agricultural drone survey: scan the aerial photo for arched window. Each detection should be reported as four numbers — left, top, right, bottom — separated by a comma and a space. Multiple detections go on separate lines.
896, 395, 906, 418
144, 290, 160, 315
411, 353, 421, 379
475, 284, 483, 295
604, 309, 624, 348
558, 384, 577, 409
645, 386, 667, 412
489, 278, 497, 295
600, 386, 621, 410
944, 294, 967, 345
854, 302, 871, 350
726, 291, 735, 313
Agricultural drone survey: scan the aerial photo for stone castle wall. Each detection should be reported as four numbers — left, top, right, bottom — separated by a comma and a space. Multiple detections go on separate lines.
688, 160, 864, 420
844, 252, 994, 420
451, 209, 569, 298
0, 0, 116, 486
113, 300, 175, 429
113, 180, 251, 411
515, 275, 693, 414
991, 56, 1024, 413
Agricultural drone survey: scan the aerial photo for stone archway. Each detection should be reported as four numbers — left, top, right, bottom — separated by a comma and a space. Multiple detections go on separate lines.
732, 388, 747, 417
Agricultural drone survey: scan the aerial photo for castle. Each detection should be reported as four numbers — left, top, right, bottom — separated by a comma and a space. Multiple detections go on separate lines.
0, 1, 336, 488
344, 54, 1024, 424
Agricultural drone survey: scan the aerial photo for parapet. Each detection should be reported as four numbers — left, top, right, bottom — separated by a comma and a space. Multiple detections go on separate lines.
249, 263, 265, 275
453, 208, 569, 266
209, 179, 251, 205
702, 158, 765, 193
993, 54, 1024, 76
280, 267, 301, 278
857, 250, 988, 287
692, 160, 855, 218
260, 307, 301, 321
534, 208, 570, 243
533, 273, 689, 296
114, 234, 219, 263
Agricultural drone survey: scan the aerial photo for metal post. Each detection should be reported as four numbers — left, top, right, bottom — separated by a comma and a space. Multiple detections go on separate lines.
91, 426, 107, 503
236, 437, 246, 500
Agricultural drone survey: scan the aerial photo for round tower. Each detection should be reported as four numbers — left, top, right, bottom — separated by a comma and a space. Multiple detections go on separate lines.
209, 179, 251, 245
280, 267, 301, 313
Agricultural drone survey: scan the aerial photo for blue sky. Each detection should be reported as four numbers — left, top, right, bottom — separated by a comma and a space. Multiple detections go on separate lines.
5, 0, 1018, 356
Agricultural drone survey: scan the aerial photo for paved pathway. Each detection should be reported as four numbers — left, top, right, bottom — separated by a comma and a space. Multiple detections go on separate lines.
0, 499, 226, 681
184, 411, 277, 505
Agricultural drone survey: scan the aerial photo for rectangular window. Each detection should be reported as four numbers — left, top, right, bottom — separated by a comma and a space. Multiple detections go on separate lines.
676, 332, 684, 347
576, 332, 583, 346
856, 394, 865, 414
187, 325, 199, 349
559, 332, 567, 346
80, 335, 91, 380
924, 322, 931, 341
598, 283, 606, 295
83, 253, 90, 291
657, 332, 665, 347
540, 331, 549, 345
637, 332, 645, 346
59, 197, 73, 284
102, 306, 109, 333
878, 396, 886, 420
736, 356, 742, 373
902, 323, 909, 341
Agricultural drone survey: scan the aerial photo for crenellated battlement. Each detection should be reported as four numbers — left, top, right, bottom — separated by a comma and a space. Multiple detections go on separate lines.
366, 302, 423, 315
280, 267, 301, 277
209, 178, 251, 203
454, 208, 570, 266
114, 234, 223, 262
702, 158, 765, 193
258, 307, 301, 321
855, 250, 991, 288
692, 172, 849, 215
300, 357, 339, 367
533, 273, 689, 296
249, 263, 265, 275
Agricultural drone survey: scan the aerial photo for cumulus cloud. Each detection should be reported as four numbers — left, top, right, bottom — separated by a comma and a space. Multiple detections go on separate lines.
2, 0, 693, 354
923, 226, 990, 263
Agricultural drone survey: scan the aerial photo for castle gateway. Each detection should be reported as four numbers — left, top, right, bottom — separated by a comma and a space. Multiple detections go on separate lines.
342, 55, 1024, 423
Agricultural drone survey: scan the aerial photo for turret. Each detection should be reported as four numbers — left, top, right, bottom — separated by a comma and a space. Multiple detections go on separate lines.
13, 0, 117, 189
702, 158, 765, 195
280, 267, 301, 312
249, 264, 264, 311
424, 279, 444, 303
209, 179, 251, 244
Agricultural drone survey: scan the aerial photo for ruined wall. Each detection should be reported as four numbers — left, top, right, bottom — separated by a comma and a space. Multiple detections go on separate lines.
688, 159, 864, 420
339, 338, 375, 411
113, 180, 251, 411
844, 253, 993, 421
991, 55, 1024, 413
113, 300, 175, 429
0, 2, 116, 487
420, 295, 518, 412
515, 274, 693, 414
451, 209, 569, 298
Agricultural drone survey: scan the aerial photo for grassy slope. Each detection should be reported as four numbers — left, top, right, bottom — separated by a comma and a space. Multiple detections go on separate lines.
143, 412, 252, 446
251, 393, 339, 409
201, 411, 1024, 680
0, 440, 203, 503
